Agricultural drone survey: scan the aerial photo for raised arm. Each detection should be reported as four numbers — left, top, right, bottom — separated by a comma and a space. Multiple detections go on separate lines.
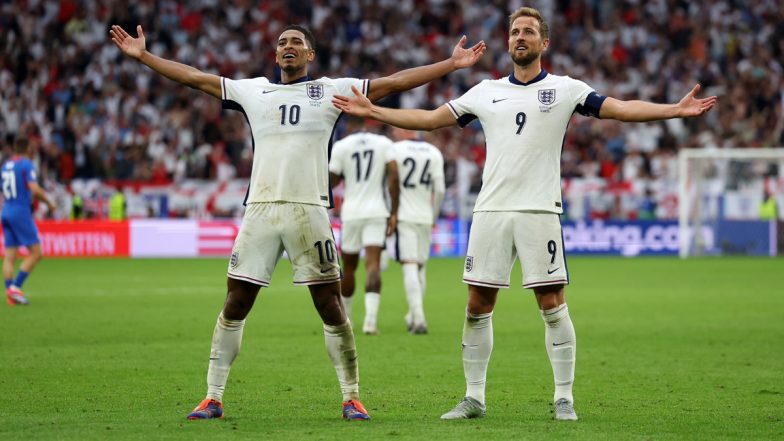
110, 25, 221, 99
600, 84, 717, 122
366, 36, 486, 102
333, 86, 458, 131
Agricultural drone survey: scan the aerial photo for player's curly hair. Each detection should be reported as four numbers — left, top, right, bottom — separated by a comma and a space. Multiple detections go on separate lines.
281, 24, 316, 51
508, 7, 549, 40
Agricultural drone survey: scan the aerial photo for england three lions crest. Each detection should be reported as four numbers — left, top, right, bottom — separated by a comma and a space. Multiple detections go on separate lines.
538, 89, 556, 105
307, 83, 324, 100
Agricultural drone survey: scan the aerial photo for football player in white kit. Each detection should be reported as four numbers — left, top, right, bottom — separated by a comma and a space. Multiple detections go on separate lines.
329, 119, 399, 335
389, 128, 445, 335
333, 6, 716, 421
110, 23, 486, 421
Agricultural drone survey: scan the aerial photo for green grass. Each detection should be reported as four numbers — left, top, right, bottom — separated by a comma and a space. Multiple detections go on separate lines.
1, 257, 782, 440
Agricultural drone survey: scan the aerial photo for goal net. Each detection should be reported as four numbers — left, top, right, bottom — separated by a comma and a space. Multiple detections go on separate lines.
678, 148, 784, 258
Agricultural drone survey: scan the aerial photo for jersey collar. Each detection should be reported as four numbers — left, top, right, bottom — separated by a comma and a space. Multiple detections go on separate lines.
277, 75, 312, 85
508, 70, 547, 86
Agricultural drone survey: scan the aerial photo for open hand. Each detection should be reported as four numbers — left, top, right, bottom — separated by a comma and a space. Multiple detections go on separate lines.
450, 35, 487, 69
677, 84, 718, 117
110, 25, 146, 59
332, 86, 373, 117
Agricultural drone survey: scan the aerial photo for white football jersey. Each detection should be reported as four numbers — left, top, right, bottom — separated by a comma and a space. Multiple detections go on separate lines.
329, 132, 394, 221
393, 140, 445, 225
221, 76, 369, 207
447, 71, 605, 213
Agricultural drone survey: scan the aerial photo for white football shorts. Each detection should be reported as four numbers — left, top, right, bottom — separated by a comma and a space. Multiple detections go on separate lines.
463, 211, 569, 289
340, 217, 387, 254
228, 202, 341, 286
394, 221, 432, 264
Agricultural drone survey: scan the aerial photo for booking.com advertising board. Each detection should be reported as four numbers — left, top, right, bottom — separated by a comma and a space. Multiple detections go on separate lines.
0, 219, 775, 257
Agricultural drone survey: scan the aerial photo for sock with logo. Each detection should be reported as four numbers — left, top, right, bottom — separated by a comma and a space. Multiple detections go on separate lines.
541, 303, 576, 403
463, 311, 493, 404
206, 312, 245, 402
324, 320, 360, 401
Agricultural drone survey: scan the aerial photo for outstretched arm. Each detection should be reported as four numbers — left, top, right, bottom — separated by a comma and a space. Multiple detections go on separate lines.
333, 86, 457, 131
600, 84, 717, 122
367, 36, 486, 102
110, 25, 221, 99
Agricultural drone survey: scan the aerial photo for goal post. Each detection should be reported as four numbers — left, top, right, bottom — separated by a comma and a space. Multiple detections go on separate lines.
678, 148, 784, 258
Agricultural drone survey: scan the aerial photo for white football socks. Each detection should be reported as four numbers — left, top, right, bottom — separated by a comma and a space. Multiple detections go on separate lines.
462, 311, 493, 405
324, 321, 360, 401
206, 312, 245, 402
364, 292, 380, 328
342, 295, 353, 320
541, 303, 576, 404
402, 263, 425, 324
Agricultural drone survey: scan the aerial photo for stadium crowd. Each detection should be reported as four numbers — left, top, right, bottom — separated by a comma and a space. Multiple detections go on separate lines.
1, 0, 782, 219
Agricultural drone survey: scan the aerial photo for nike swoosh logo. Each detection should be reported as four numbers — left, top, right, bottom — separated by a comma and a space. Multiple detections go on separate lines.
262, 90, 277, 94
492, 98, 508, 103
552, 341, 571, 347
547, 267, 560, 274
320, 268, 332, 273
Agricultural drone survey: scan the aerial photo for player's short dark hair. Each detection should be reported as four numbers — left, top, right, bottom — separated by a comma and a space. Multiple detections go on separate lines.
508, 7, 549, 40
14, 137, 29, 153
281, 24, 316, 51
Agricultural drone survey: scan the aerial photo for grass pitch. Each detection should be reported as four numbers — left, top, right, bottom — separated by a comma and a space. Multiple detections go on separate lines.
1, 257, 782, 440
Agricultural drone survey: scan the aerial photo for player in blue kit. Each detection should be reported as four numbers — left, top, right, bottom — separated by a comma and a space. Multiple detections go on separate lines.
110, 22, 485, 421
2, 137, 55, 306
333, 6, 716, 422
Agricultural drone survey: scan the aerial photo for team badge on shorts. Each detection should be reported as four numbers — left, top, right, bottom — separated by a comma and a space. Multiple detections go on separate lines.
465, 256, 473, 272
230, 249, 239, 269
307, 83, 324, 100
538, 89, 556, 105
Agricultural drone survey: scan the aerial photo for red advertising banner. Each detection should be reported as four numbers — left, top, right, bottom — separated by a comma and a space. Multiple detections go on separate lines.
0, 221, 130, 257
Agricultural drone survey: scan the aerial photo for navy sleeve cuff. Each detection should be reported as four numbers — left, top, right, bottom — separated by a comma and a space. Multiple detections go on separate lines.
575, 91, 606, 118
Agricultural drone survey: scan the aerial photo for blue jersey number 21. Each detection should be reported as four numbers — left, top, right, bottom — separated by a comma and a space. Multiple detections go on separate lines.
1, 170, 17, 199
